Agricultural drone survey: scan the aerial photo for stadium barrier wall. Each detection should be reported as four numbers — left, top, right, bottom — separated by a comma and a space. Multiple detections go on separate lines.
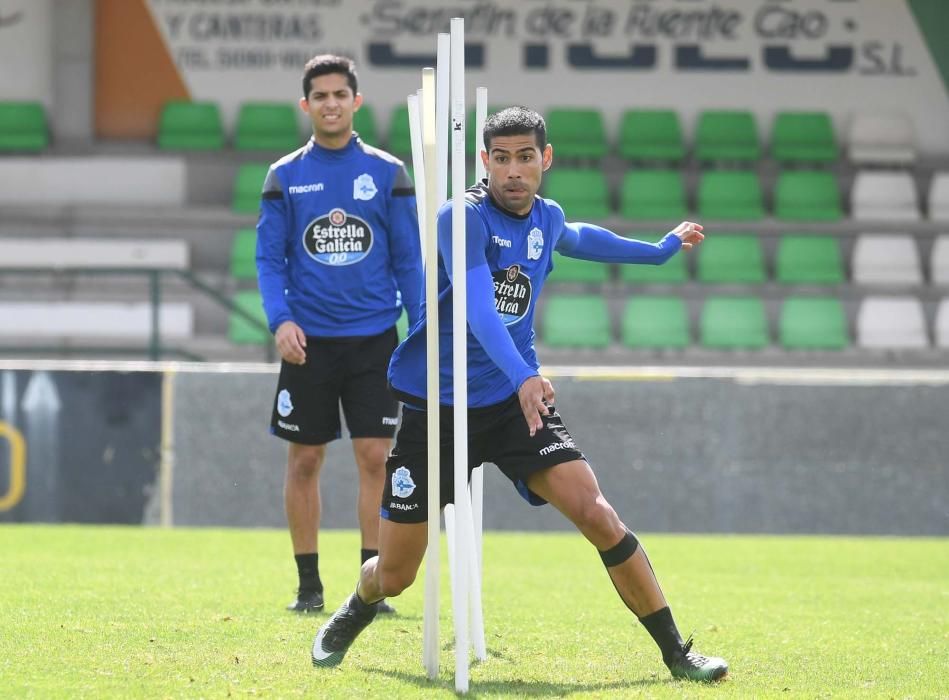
1, 363, 945, 535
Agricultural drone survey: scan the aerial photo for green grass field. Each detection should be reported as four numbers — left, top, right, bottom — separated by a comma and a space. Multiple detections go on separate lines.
0, 526, 945, 699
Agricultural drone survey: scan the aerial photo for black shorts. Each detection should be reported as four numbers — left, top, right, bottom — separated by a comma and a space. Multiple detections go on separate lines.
382, 394, 585, 523
270, 327, 399, 445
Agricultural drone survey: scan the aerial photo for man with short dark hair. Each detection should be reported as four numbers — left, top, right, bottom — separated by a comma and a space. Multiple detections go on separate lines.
311, 106, 727, 682
256, 54, 422, 615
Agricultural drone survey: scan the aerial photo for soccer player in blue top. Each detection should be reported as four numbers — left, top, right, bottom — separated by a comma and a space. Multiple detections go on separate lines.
256, 55, 422, 616
312, 107, 728, 682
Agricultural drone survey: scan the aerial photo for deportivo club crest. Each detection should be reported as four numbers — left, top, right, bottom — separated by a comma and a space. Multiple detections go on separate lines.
492, 264, 532, 325
303, 208, 374, 266
527, 227, 544, 260
391, 466, 416, 498
277, 389, 293, 417
353, 173, 377, 201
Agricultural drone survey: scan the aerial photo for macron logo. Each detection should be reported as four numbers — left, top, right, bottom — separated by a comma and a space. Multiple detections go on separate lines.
288, 183, 325, 194
492, 235, 512, 248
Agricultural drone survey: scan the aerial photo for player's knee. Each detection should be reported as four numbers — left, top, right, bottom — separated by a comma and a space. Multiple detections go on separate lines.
576, 497, 622, 542
376, 564, 417, 597
288, 445, 326, 479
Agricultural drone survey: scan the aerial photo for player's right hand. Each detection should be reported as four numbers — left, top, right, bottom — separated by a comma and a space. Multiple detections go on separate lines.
275, 321, 307, 365
670, 221, 704, 250
517, 375, 553, 437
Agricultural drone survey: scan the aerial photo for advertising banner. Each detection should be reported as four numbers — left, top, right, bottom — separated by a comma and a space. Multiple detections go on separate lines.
95, 0, 949, 153
0, 370, 161, 524
0, 0, 52, 104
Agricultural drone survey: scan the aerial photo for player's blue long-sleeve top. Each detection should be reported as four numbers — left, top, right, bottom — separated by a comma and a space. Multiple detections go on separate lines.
388, 182, 682, 407
256, 134, 423, 337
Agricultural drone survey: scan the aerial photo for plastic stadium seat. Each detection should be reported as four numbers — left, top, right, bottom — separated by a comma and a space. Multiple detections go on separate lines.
856, 295, 928, 349
775, 171, 842, 221
700, 296, 768, 349
157, 101, 224, 151
851, 171, 921, 221
232, 164, 271, 214
698, 171, 765, 221
848, 113, 916, 165
851, 234, 923, 286
352, 105, 378, 146
619, 110, 685, 161
696, 234, 765, 283
775, 235, 845, 285
621, 296, 689, 348
547, 253, 610, 284
230, 228, 257, 280
620, 170, 687, 220
387, 105, 411, 157
771, 111, 837, 164
542, 295, 611, 348
779, 297, 848, 350
0, 101, 49, 151
695, 110, 760, 162
546, 108, 607, 160
929, 172, 949, 221
931, 236, 949, 285
543, 168, 611, 220
618, 232, 688, 284
229, 290, 270, 344
935, 298, 949, 348
235, 102, 300, 151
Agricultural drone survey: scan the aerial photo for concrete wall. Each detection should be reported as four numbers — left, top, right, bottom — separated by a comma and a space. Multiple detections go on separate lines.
169, 369, 949, 535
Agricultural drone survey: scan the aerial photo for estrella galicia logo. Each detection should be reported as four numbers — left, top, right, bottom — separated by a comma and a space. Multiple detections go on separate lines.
391, 466, 416, 498
303, 208, 373, 266
492, 264, 532, 325
277, 389, 294, 417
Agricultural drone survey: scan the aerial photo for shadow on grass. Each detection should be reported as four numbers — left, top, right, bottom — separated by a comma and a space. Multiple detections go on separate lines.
366, 666, 671, 697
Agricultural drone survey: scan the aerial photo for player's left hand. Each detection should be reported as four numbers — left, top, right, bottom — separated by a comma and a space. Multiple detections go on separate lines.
670, 221, 704, 250
518, 375, 552, 437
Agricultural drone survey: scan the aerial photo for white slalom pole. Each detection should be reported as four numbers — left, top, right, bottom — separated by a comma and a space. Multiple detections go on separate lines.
407, 94, 426, 265
419, 67, 441, 682
469, 84, 489, 664
449, 16, 470, 695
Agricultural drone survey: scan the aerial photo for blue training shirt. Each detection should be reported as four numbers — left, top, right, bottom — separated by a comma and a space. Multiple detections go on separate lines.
256, 134, 423, 337
388, 181, 683, 408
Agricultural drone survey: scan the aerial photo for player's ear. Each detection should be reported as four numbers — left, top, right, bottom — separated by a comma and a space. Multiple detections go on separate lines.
353, 92, 364, 111
299, 96, 310, 115
480, 148, 489, 173
542, 143, 553, 171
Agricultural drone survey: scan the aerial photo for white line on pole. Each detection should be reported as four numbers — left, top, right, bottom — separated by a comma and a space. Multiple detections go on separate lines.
449, 16, 470, 695
418, 66, 441, 682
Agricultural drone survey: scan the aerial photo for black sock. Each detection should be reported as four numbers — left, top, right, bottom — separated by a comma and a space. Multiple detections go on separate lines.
639, 606, 684, 662
360, 548, 378, 566
294, 553, 322, 593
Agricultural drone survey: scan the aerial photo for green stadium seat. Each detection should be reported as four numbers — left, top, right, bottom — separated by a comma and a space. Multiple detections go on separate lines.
619, 109, 685, 161
546, 108, 607, 160
698, 171, 765, 221
352, 104, 378, 146
695, 110, 760, 162
229, 290, 270, 344
620, 170, 687, 220
230, 228, 257, 280
771, 111, 837, 164
700, 296, 769, 349
235, 102, 300, 151
0, 101, 49, 152
775, 171, 842, 221
232, 164, 271, 214
388, 105, 412, 157
780, 297, 848, 350
542, 294, 611, 348
697, 234, 765, 283
618, 232, 688, 284
621, 296, 690, 348
775, 235, 845, 284
547, 253, 610, 285
157, 101, 224, 151
543, 168, 611, 220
